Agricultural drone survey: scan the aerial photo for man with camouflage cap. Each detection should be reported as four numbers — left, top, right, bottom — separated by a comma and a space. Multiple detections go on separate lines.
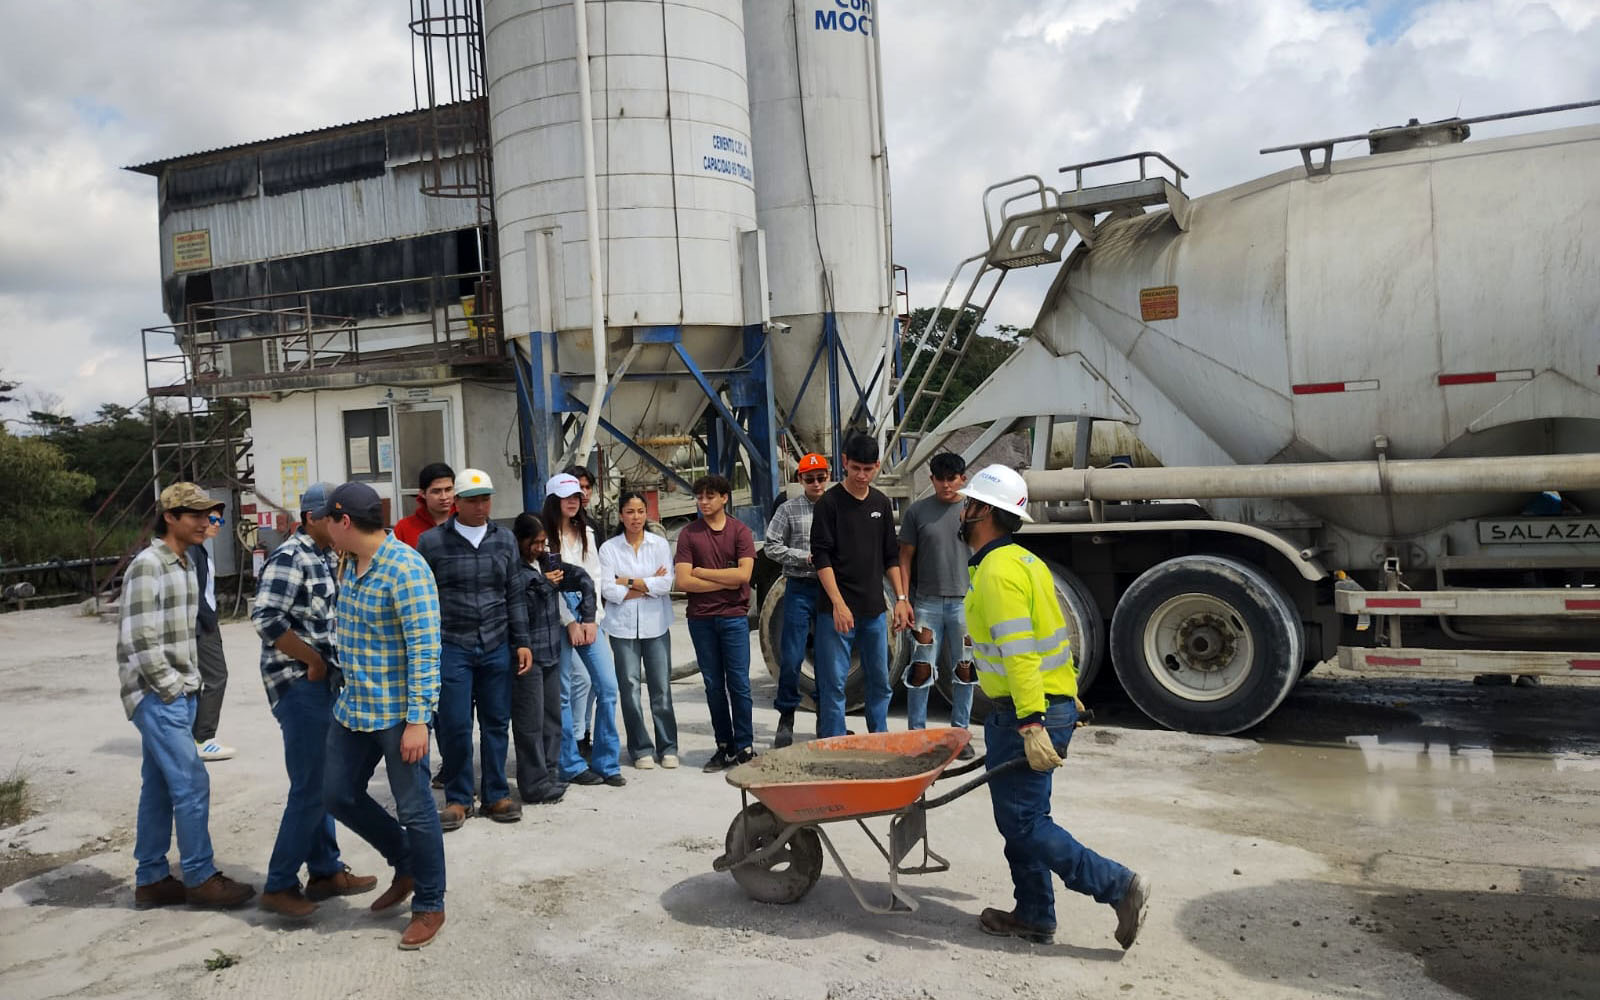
119, 483, 255, 911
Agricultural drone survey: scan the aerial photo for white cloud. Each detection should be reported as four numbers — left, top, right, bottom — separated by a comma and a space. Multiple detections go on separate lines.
0, 0, 1595, 426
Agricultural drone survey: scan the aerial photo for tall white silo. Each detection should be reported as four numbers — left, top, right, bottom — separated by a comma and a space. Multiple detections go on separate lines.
743, 0, 895, 459
484, 0, 760, 482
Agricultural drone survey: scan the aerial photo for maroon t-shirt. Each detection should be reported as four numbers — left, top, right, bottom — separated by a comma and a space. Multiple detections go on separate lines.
674, 516, 756, 618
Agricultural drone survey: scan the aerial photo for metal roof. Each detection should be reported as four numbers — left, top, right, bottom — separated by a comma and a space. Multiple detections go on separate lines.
124, 100, 481, 175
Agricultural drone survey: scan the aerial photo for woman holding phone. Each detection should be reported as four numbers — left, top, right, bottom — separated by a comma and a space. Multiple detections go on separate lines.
598, 492, 679, 769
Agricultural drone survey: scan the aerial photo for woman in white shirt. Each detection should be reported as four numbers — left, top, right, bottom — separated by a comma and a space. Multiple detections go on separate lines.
542, 473, 624, 786
599, 492, 679, 768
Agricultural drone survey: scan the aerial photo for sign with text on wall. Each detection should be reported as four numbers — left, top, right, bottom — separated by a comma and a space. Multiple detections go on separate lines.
173, 229, 212, 273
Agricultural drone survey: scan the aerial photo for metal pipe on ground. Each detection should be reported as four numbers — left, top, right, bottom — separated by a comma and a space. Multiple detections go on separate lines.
1025, 453, 1600, 502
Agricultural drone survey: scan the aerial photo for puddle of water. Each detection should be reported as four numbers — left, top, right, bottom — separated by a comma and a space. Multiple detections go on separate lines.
1222, 727, 1599, 827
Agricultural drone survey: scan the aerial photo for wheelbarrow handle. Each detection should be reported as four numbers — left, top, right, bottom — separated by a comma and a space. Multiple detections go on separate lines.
922, 756, 1031, 810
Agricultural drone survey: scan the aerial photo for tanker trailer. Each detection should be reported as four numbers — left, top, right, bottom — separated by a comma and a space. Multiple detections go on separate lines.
899, 105, 1600, 735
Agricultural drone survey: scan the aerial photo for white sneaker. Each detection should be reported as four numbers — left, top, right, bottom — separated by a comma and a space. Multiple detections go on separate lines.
659, 754, 679, 769
634, 756, 656, 770
196, 739, 236, 762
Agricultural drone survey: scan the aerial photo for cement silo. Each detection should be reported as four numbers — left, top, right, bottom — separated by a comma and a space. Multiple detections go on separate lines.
484, 0, 767, 493
743, 0, 896, 460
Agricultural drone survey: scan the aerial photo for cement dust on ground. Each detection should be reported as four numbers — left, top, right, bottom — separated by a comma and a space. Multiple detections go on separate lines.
1, 605, 1596, 999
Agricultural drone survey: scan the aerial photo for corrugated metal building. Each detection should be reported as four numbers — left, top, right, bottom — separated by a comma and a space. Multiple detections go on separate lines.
128, 101, 521, 536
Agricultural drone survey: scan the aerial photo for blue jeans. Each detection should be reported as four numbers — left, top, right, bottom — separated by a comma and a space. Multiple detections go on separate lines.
905, 596, 976, 730
687, 616, 753, 752
323, 721, 447, 912
814, 610, 891, 737
775, 577, 820, 714
563, 593, 596, 737
611, 632, 678, 760
558, 631, 621, 778
985, 699, 1133, 928
132, 693, 217, 888
436, 642, 512, 806
265, 677, 342, 893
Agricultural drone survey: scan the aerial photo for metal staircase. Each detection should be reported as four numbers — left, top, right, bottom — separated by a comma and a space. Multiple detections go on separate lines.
877, 154, 1191, 485
877, 175, 1068, 481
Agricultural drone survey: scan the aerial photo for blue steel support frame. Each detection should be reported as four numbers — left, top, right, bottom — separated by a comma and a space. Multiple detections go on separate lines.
513, 312, 892, 522
515, 323, 785, 520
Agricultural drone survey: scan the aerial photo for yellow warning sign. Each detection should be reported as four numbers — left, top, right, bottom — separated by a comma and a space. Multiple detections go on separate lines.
173, 229, 212, 273
1139, 285, 1178, 321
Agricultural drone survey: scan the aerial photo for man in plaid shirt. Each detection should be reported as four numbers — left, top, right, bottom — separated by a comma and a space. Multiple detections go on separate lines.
119, 482, 255, 911
317, 482, 448, 950
762, 452, 831, 748
251, 482, 377, 919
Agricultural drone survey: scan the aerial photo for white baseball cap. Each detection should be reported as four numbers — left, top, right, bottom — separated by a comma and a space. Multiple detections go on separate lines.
545, 473, 582, 498
455, 468, 494, 498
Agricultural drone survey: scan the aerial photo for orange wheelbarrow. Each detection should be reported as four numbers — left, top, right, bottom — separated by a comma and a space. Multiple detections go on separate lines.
711, 728, 1027, 913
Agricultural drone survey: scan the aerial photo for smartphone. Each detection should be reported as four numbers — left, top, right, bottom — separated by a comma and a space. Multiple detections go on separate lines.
540, 552, 560, 574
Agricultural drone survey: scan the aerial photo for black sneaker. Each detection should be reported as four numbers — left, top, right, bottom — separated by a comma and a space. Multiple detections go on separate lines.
567, 769, 605, 786
702, 748, 733, 773
773, 713, 794, 749
602, 773, 627, 787
733, 747, 757, 766
956, 744, 976, 761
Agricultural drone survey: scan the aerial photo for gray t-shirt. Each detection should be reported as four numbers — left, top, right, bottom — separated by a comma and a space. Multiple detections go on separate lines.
898, 496, 968, 598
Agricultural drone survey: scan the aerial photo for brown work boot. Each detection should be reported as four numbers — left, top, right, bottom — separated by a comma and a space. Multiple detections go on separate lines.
978, 906, 1055, 944
398, 910, 446, 950
439, 802, 470, 832
1113, 873, 1152, 950
305, 865, 379, 901
482, 797, 522, 823
370, 875, 415, 913
133, 875, 186, 910
259, 886, 317, 919
186, 872, 256, 909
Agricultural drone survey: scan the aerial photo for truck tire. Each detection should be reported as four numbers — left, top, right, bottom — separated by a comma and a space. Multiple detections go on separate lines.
758, 576, 897, 713
934, 563, 1104, 724
1110, 554, 1301, 735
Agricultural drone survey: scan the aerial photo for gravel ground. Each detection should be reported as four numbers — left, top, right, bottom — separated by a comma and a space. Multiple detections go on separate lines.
0, 604, 1595, 999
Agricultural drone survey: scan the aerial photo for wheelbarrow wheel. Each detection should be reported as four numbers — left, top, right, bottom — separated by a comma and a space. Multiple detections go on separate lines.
723, 803, 823, 904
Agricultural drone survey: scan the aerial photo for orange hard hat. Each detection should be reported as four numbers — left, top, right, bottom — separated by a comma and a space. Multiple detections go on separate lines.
797, 453, 829, 474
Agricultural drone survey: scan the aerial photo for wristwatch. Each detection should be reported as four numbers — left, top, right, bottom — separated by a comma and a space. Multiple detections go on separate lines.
896, 595, 908, 603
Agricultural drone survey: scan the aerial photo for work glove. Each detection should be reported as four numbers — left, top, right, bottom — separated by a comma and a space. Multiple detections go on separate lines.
1019, 724, 1063, 772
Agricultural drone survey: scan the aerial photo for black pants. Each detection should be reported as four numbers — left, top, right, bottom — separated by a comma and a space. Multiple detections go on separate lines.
511, 659, 564, 800
192, 627, 227, 742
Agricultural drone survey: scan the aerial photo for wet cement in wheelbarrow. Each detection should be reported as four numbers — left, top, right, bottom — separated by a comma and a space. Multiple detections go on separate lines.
729, 745, 952, 785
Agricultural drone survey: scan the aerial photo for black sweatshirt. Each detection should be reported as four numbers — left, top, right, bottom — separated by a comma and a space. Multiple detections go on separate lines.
810, 483, 898, 619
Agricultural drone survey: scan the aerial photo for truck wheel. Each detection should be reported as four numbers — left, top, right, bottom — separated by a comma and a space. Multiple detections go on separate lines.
941, 563, 1104, 724
1110, 555, 1301, 735
759, 576, 888, 712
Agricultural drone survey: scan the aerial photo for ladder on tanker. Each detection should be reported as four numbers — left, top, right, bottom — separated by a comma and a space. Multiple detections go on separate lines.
878, 153, 1191, 483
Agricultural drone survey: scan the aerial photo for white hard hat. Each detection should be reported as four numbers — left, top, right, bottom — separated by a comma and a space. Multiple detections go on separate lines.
957, 464, 1034, 523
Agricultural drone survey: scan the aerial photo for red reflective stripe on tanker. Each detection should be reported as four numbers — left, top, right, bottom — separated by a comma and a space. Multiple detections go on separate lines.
1366, 655, 1424, 667
1365, 597, 1422, 609
1438, 369, 1534, 386
1565, 599, 1600, 611
1571, 659, 1600, 672
1292, 379, 1378, 395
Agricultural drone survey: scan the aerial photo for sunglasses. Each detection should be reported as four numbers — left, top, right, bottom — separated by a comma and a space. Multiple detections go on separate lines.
800, 474, 828, 484
208, 514, 225, 525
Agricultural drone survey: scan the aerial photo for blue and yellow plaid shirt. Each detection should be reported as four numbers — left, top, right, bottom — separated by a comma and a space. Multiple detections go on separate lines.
333, 532, 442, 732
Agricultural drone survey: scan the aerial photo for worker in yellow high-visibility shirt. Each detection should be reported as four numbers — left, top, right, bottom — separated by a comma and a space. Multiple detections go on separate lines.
959, 464, 1150, 949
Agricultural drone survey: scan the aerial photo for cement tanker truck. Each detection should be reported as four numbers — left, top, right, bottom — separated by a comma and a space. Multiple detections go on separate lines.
892, 104, 1600, 735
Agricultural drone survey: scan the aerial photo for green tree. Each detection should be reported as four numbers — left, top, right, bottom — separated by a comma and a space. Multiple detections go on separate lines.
896, 308, 1026, 430
0, 426, 95, 565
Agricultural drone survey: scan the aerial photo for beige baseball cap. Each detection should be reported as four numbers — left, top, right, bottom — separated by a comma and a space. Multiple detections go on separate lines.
158, 482, 224, 513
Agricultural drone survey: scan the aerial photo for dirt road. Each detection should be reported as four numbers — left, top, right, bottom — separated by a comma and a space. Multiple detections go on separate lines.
0, 605, 1595, 999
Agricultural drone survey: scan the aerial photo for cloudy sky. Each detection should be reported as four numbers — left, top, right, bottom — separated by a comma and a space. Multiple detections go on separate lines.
1, 0, 1596, 424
